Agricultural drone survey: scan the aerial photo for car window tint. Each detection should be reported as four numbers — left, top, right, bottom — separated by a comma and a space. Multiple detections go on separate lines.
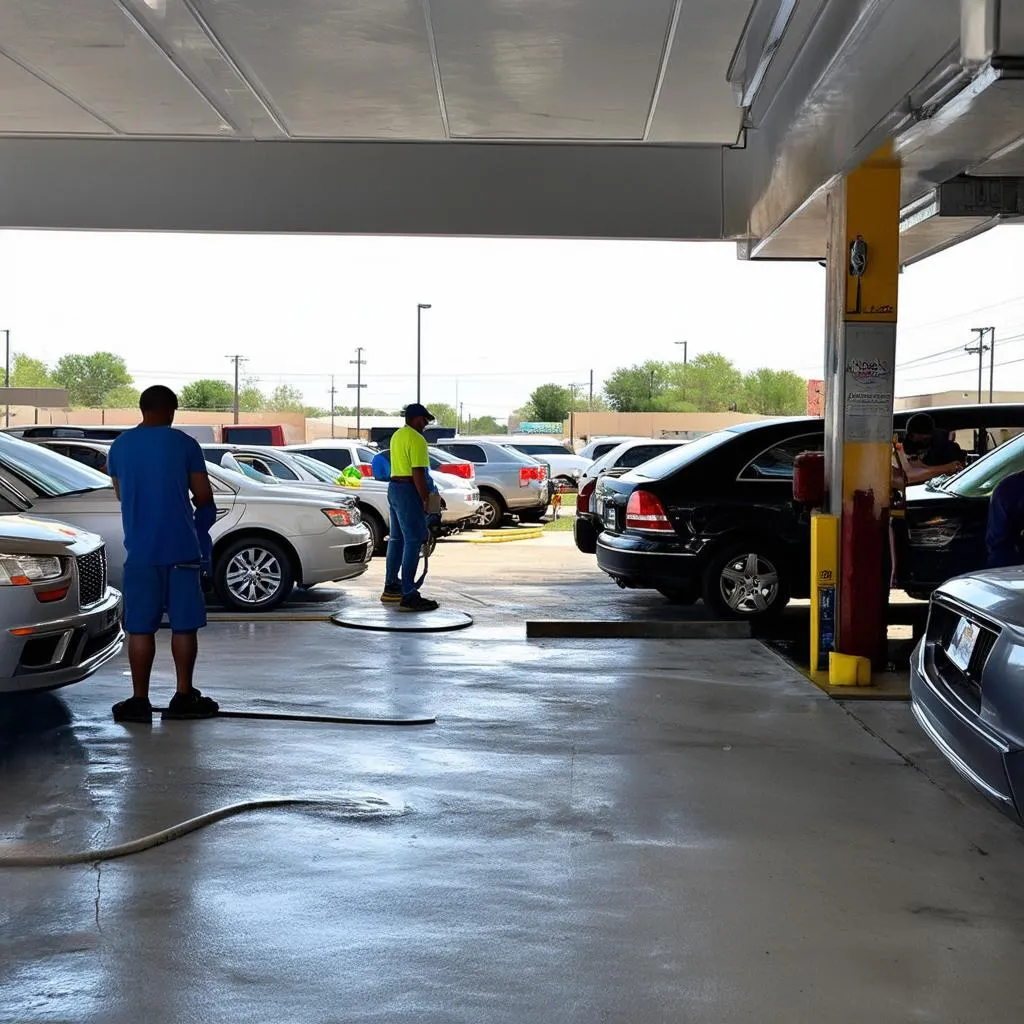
631, 431, 736, 479
258, 457, 298, 481
445, 443, 486, 463
303, 448, 352, 470
618, 444, 675, 469
739, 434, 823, 481
593, 443, 619, 459
357, 448, 377, 463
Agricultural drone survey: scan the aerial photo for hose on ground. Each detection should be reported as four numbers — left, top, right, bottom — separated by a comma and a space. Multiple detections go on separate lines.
150, 709, 436, 726
0, 794, 404, 868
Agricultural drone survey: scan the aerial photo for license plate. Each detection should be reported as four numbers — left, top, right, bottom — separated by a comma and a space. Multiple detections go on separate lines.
947, 616, 979, 673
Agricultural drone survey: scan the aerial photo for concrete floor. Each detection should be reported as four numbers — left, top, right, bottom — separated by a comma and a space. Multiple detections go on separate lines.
3, 544, 1024, 1023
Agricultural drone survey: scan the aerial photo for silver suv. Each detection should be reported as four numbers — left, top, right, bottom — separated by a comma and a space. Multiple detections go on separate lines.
0, 491, 123, 694
434, 438, 549, 527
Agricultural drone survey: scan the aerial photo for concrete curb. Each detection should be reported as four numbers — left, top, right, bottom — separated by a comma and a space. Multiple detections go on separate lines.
526, 620, 751, 639
467, 529, 545, 544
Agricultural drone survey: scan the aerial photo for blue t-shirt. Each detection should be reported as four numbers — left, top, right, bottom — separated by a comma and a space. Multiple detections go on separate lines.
107, 426, 207, 566
371, 450, 437, 492
987, 471, 1024, 568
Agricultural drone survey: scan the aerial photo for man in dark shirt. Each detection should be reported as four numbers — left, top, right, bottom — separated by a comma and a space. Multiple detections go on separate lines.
106, 386, 219, 723
987, 471, 1024, 568
903, 413, 966, 467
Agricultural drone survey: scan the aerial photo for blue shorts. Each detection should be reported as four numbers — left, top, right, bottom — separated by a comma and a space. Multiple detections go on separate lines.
122, 563, 207, 635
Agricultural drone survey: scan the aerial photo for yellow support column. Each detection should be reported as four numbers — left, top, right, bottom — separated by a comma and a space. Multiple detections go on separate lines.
823, 146, 901, 681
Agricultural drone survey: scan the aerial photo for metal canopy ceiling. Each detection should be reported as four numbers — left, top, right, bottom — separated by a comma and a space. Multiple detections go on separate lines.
0, 0, 750, 144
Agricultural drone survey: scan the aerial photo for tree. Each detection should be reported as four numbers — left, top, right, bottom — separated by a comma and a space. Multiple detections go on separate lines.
180, 379, 235, 410
52, 352, 133, 407
603, 361, 671, 412
741, 368, 807, 415
664, 353, 744, 412
103, 385, 141, 409
423, 402, 457, 428
471, 414, 506, 434
522, 383, 572, 422
10, 353, 53, 388
267, 384, 305, 412
239, 385, 266, 413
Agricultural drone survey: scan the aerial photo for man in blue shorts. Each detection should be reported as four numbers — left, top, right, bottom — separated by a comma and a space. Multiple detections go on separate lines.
106, 385, 220, 723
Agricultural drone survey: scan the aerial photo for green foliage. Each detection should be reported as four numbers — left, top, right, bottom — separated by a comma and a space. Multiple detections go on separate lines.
52, 352, 133, 407
603, 361, 671, 412
522, 384, 572, 422
664, 353, 745, 413
102, 385, 141, 409
423, 402, 457, 428
10, 353, 54, 388
267, 384, 306, 412
239, 386, 266, 413
180, 379, 235, 410
470, 414, 506, 434
741, 368, 807, 415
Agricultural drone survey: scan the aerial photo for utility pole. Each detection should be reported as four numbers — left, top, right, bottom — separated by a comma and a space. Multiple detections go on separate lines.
416, 303, 432, 404
226, 354, 246, 424
328, 376, 337, 439
459, 401, 464, 433
589, 369, 594, 412
966, 329, 992, 406
3, 329, 9, 428
675, 340, 688, 365
348, 347, 367, 439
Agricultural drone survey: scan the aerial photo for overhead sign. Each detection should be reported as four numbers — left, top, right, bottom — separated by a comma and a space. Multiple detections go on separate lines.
519, 421, 562, 434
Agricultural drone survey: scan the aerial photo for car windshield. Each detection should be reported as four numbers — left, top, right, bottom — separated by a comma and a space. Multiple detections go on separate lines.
629, 430, 734, 479
0, 434, 111, 497
942, 434, 1024, 498
291, 452, 343, 484
511, 443, 570, 456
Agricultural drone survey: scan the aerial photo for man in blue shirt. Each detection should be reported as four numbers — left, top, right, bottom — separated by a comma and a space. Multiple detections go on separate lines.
106, 386, 219, 723
987, 471, 1024, 568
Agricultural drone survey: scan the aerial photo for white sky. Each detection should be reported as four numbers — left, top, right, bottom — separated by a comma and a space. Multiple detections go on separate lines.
3, 224, 1024, 416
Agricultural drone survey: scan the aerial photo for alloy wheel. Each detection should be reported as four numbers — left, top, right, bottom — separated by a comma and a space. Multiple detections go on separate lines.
718, 552, 780, 615
224, 546, 284, 605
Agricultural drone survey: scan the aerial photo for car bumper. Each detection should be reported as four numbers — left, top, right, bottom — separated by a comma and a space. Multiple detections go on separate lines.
0, 587, 124, 695
910, 637, 1024, 821
441, 491, 482, 525
596, 530, 702, 590
296, 524, 374, 586
574, 514, 601, 554
507, 483, 549, 512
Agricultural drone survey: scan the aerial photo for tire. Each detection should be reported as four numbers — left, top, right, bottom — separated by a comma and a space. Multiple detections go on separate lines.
517, 507, 547, 524
701, 543, 790, 620
657, 586, 699, 605
359, 507, 387, 555
214, 535, 295, 613
574, 516, 598, 555
476, 491, 506, 529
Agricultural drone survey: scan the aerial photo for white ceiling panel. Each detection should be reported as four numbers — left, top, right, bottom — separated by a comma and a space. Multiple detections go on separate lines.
190, 0, 445, 139
0, 53, 113, 134
648, 0, 751, 143
0, 0, 231, 135
430, 0, 678, 140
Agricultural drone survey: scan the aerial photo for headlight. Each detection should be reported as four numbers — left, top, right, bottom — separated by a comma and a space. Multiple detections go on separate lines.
322, 507, 360, 527
0, 553, 64, 585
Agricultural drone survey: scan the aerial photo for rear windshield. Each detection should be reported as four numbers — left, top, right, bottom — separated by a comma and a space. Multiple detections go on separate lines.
510, 443, 570, 456
629, 431, 734, 479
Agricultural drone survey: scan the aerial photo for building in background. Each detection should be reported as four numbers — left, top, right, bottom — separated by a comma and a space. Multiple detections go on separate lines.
807, 380, 824, 416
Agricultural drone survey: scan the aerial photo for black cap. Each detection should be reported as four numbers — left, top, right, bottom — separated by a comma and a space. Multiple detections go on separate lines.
404, 403, 435, 422
906, 413, 934, 436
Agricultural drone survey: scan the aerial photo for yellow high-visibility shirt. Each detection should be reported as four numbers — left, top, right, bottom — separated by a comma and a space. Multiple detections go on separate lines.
390, 425, 429, 477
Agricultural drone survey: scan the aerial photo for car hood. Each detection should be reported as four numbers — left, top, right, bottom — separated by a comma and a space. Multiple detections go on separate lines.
905, 482, 956, 505
0, 513, 102, 555
936, 569, 1024, 632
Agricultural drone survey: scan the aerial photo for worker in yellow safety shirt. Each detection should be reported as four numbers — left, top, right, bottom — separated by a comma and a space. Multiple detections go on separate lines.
381, 404, 439, 612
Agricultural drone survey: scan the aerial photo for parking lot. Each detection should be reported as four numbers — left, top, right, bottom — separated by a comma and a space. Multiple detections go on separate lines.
4, 535, 1024, 1024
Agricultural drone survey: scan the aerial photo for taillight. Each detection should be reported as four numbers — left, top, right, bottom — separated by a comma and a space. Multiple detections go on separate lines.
578, 479, 595, 515
625, 491, 673, 531
358, 463, 373, 477
438, 462, 474, 480
519, 466, 544, 486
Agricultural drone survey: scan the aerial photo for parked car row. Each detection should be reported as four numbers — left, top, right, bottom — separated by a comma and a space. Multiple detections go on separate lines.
573, 405, 1024, 620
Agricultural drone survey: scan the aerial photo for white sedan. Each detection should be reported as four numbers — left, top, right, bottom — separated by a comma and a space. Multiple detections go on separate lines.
0, 434, 372, 613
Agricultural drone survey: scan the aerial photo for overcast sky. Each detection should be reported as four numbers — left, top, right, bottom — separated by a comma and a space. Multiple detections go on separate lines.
3, 224, 1023, 416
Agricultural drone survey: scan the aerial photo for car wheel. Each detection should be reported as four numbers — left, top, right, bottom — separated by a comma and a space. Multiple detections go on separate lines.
701, 544, 790, 619
657, 586, 699, 605
360, 507, 387, 555
214, 536, 295, 613
476, 491, 505, 529
574, 517, 598, 554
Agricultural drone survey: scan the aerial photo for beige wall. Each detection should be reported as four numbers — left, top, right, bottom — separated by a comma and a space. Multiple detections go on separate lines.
567, 410, 789, 440
895, 391, 1024, 409
10, 407, 307, 443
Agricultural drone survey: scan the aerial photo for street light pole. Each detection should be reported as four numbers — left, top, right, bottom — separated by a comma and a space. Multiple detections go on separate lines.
675, 340, 688, 365
416, 303, 432, 404
3, 329, 9, 428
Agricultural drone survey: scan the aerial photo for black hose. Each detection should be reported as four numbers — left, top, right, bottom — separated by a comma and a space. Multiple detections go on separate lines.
150, 709, 436, 726
0, 794, 404, 868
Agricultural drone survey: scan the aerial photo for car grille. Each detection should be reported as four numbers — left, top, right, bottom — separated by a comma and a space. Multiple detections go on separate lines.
77, 547, 107, 608
928, 599, 999, 711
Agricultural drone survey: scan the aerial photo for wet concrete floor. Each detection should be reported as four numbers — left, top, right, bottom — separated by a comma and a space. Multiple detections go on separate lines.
3, 572, 1024, 1022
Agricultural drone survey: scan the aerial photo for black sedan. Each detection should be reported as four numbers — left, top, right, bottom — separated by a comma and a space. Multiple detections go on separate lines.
911, 571, 1024, 823
595, 420, 823, 616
